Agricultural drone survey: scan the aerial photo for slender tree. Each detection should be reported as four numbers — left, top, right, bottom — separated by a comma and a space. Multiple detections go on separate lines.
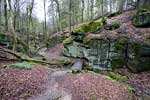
69, 0, 72, 32
90, 0, 94, 20
81, 0, 84, 23
4, 0, 8, 31
8, 0, 17, 51
43, 0, 47, 43
0, 0, 2, 29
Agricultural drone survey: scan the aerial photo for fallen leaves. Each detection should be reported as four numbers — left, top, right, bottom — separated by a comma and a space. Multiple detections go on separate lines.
0, 65, 48, 100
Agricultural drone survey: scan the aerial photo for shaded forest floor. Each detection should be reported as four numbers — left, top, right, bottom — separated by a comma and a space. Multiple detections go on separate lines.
0, 61, 150, 100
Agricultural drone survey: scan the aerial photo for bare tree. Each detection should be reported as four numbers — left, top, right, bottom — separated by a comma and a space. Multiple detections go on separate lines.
54, 0, 62, 31
81, 0, 84, 23
0, 0, 2, 29
4, 0, 8, 31
8, 0, 17, 51
90, 0, 94, 20
43, 0, 47, 44
69, 0, 72, 32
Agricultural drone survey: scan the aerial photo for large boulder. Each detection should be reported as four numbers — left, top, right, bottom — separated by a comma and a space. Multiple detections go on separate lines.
128, 44, 150, 72
132, 6, 150, 27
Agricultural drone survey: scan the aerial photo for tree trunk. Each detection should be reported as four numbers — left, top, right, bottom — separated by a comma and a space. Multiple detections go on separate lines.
119, 0, 124, 12
43, 0, 47, 45
101, 0, 104, 15
81, 0, 84, 23
90, 0, 94, 20
4, 0, 8, 31
0, 0, 2, 30
54, 0, 62, 32
8, 0, 17, 51
69, 0, 72, 33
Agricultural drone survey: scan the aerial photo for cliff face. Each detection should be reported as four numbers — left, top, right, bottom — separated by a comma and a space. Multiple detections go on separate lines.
63, 9, 150, 72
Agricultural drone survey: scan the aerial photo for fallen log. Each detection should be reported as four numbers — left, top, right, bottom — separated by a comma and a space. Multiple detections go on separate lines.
0, 46, 70, 65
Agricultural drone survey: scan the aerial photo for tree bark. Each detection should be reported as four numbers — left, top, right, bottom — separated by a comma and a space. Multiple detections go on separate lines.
69, 0, 72, 33
81, 0, 84, 23
8, 0, 17, 51
54, 0, 62, 31
4, 0, 8, 31
0, 0, 2, 30
119, 0, 124, 12
90, 0, 94, 20
43, 0, 47, 44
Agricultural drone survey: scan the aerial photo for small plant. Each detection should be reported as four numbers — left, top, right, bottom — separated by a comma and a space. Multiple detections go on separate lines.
126, 85, 132, 93
9, 62, 33, 69
52, 95, 61, 100
107, 72, 128, 82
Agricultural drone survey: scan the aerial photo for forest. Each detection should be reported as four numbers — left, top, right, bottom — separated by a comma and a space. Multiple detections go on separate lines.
0, 0, 150, 100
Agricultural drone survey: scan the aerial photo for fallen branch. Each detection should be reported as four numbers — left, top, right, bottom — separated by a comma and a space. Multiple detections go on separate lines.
0, 46, 70, 65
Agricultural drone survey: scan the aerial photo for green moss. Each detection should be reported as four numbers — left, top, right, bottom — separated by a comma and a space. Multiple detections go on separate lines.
111, 58, 125, 69
146, 35, 150, 39
131, 43, 141, 54
52, 95, 62, 100
104, 22, 120, 30
83, 37, 91, 45
73, 18, 106, 34
63, 37, 73, 45
9, 62, 33, 69
118, 37, 128, 44
114, 43, 124, 51
114, 38, 128, 50
126, 85, 132, 93
132, 6, 150, 27
107, 72, 128, 82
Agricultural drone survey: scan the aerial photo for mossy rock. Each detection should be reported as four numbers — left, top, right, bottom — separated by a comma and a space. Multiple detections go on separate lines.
63, 37, 73, 45
71, 32, 86, 42
114, 38, 128, 51
128, 57, 150, 72
83, 37, 91, 45
128, 44, 150, 72
73, 18, 106, 34
63, 42, 85, 58
104, 22, 120, 30
132, 6, 150, 27
111, 58, 125, 69
47, 36, 65, 48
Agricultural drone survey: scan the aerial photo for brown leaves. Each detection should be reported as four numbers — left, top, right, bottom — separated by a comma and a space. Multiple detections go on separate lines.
0, 66, 48, 100
60, 73, 130, 100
